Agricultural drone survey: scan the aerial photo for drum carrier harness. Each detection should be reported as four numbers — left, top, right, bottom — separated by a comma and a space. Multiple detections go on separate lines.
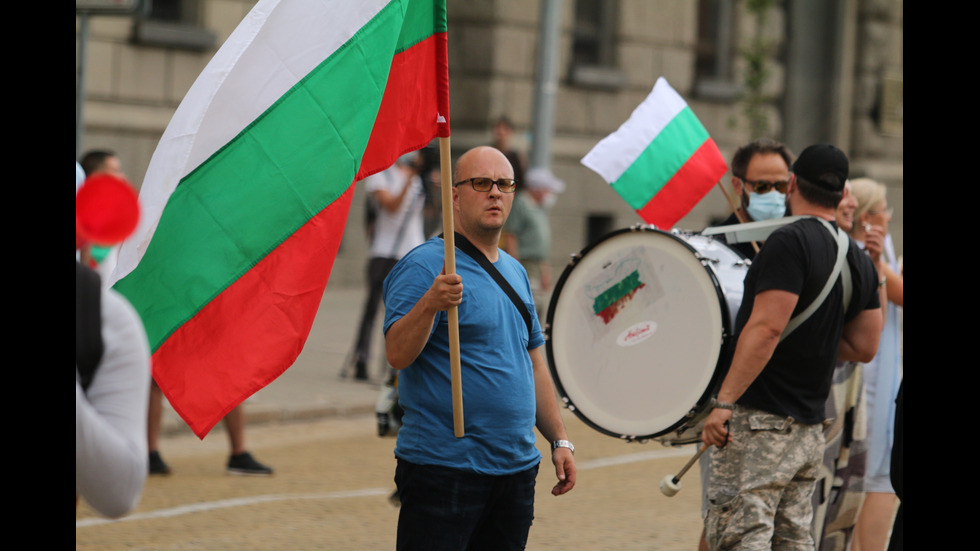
779, 218, 852, 341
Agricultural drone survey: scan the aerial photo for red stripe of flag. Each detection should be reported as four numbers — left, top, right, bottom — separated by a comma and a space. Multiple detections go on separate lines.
636, 139, 727, 229
359, 32, 449, 179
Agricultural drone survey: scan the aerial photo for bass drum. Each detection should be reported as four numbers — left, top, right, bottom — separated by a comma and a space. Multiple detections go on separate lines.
545, 226, 749, 445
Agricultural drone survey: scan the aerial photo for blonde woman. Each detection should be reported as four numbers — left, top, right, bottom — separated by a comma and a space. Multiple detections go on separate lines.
848, 178, 903, 551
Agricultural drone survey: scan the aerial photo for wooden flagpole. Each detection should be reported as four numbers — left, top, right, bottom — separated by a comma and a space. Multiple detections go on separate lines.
439, 135, 465, 438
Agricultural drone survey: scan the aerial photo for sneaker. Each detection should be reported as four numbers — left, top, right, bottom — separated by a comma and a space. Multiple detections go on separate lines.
227, 452, 273, 476
148, 451, 172, 475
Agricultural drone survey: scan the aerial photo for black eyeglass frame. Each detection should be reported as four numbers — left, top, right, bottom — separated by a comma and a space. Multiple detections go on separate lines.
452, 177, 518, 193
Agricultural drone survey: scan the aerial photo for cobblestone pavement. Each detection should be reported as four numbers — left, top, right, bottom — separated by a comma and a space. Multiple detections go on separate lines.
76, 411, 706, 550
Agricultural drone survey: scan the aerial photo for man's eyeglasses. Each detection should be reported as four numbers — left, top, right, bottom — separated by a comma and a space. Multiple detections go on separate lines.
453, 177, 518, 193
737, 177, 790, 194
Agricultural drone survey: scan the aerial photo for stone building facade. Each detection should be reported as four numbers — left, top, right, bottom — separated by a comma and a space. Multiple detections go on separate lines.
77, 0, 902, 287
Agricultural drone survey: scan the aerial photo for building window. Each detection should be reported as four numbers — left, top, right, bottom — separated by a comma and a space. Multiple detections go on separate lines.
149, 0, 191, 21
76, 0, 142, 15
694, 0, 739, 100
569, 0, 625, 90
132, 0, 215, 51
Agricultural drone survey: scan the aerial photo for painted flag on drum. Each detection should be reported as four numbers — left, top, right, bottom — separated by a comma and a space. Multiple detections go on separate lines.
581, 77, 726, 229
110, 0, 450, 438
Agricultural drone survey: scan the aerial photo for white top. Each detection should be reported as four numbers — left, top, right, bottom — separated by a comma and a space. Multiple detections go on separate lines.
363, 165, 425, 259
76, 288, 151, 518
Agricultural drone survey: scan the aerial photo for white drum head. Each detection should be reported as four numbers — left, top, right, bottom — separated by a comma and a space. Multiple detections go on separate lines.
546, 228, 732, 441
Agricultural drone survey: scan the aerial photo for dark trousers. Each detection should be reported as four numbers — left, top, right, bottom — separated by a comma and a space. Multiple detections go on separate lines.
353, 257, 399, 372
395, 459, 538, 551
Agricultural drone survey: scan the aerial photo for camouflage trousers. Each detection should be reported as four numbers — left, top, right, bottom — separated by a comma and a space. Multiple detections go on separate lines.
704, 405, 824, 551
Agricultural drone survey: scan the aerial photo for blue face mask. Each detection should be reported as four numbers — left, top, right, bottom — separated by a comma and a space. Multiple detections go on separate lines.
746, 191, 786, 221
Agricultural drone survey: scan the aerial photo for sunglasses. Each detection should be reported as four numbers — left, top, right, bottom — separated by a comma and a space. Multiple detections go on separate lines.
453, 177, 518, 193
739, 177, 790, 194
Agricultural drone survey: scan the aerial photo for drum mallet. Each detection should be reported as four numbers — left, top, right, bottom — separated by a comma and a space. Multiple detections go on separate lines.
659, 443, 709, 497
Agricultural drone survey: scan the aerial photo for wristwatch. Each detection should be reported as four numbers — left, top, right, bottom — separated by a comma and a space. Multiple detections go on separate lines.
710, 398, 735, 411
552, 440, 575, 454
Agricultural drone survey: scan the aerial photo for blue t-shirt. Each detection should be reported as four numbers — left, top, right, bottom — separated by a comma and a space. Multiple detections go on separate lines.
383, 237, 545, 475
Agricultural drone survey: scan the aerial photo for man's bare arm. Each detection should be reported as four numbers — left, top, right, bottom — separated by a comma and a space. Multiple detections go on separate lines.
530, 346, 576, 496
372, 169, 419, 213
385, 272, 462, 369
702, 289, 798, 447
837, 308, 882, 363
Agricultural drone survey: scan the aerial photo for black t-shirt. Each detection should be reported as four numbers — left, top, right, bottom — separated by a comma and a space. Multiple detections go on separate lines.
735, 217, 880, 423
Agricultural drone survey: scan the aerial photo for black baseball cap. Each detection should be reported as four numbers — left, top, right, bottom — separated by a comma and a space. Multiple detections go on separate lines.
792, 144, 848, 191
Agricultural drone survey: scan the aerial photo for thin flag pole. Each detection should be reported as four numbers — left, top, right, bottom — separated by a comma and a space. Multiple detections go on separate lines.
439, 136, 465, 438
714, 180, 760, 254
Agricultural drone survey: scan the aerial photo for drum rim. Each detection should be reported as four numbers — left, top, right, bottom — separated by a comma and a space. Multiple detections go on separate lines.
544, 225, 739, 442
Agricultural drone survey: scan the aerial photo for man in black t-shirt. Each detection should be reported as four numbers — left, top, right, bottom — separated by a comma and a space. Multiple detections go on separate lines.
700, 144, 882, 550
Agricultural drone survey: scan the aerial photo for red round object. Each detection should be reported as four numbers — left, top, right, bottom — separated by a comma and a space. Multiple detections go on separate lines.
75, 174, 140, 245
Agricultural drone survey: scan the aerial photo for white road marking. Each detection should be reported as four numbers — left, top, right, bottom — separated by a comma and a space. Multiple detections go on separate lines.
577, 447, 696, 470
76, 488, 390, 528
77, 446, 699, 528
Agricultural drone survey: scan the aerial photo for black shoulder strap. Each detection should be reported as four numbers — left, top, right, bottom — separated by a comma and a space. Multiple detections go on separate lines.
445, 232, 533, 336
76, 261, 104, 391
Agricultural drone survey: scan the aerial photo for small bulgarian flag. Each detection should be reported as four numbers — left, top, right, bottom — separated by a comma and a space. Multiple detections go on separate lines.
110, 0, 449, 438
592, 270, 645, 325
581, 77, 726, 229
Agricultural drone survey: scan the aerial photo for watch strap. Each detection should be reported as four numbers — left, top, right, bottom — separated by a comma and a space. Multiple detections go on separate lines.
710, 398, 736, 411
552, 440, 574, 454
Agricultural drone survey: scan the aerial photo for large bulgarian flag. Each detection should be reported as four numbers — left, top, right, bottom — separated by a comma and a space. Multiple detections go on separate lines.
110, 0, 450, 438
581, 77, 726, 229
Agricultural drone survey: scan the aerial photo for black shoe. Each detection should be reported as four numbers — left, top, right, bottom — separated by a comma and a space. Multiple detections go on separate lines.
149, 451, 172, 475
227, 452, 273, 476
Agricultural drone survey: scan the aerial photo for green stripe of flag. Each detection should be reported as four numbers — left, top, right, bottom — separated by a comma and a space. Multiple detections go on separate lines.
399, 0, 446, 46
592, 270, 644, 315
115, 2, 430, 351
609, 106, 709, 210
